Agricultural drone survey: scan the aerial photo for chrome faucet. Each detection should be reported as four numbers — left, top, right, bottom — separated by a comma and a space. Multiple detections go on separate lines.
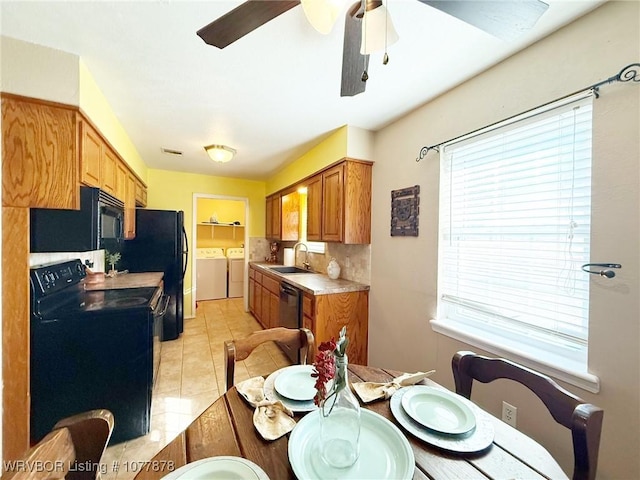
293, 242, 310, 270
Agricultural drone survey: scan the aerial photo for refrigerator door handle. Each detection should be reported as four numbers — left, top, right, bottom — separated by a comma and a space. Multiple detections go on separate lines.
181, 225, 189, 279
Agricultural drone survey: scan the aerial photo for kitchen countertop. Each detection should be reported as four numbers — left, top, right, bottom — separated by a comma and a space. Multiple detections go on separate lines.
250, 262, 369, 295
83, 271, 164, 291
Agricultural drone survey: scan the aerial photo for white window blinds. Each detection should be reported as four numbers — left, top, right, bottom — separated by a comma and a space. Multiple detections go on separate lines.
437, 94, 593, 361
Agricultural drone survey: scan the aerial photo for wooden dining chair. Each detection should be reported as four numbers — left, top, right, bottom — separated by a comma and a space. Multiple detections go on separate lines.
52, 409, 114, 480
452, 351, 603, 480
1, 428, 75, 480
224, 327, 315, 391
1, 409, 114, 480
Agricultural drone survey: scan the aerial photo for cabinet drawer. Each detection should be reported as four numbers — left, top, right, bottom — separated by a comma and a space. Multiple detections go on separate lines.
249, 268, 255, 279
262, 275, 280, 295
303, 294, 314, 318
255, 272, 263, 285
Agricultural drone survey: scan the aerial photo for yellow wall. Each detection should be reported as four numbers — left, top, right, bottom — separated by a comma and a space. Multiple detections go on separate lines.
78, 60, 148, 180
265, 126, 348, 194
196, 198, 246, 249
146, 168, 265, 318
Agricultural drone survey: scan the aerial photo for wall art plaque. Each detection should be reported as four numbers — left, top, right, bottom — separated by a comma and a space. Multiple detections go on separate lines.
391, 185, 420, 237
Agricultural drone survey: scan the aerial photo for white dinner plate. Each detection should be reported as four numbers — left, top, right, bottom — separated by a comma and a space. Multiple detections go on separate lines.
161, 456, 269, 480
264, 366, 318, 413
391, 387, 495, 454
401, 385, 476, 434
288, 408, 415, 480
273, 365, 317, 401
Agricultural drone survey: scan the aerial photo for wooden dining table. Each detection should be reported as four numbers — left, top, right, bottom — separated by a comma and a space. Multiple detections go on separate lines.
133, 364, 568, 480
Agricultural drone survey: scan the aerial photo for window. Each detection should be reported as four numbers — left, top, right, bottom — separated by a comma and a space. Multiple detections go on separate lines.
431, 93, 599, 392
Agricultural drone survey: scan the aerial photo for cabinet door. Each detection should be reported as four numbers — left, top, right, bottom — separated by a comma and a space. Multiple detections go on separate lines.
2, 96, 78, 209
261, 285, 271, 329
281, 191, 299, 242
270, 194, 281, 240
116, 160, 128, 202
255, 282, 263, 326
321, 164, 344, 242
135, 177, 147, 207
124, 172, 136, 239
269, 292, 280, 329
306, 174, 322, 241
249, 277, 256, 313
80, 120, 102, 189
101, 147, 118, 196
265, 196, 273, 239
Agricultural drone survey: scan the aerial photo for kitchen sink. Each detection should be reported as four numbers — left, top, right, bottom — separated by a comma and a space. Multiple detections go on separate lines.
268, 266, 314, 274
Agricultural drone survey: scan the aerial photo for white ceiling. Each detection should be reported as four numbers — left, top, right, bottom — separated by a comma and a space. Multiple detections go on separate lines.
1, 0, 604, 180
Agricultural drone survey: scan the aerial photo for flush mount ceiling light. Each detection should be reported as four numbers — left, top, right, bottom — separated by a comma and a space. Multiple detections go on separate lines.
204, 144, 236, 163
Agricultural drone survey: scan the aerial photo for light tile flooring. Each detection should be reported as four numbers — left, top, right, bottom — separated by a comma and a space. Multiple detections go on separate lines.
102, 298, 292, 480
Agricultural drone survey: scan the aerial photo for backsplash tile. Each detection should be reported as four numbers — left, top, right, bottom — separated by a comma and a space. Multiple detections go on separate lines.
29, 250, 106, 271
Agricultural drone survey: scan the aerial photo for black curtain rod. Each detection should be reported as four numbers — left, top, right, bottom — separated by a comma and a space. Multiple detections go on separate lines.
415, 62, 640, 162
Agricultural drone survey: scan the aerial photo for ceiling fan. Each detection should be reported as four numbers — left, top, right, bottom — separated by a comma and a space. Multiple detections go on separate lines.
197, 0, 549, 97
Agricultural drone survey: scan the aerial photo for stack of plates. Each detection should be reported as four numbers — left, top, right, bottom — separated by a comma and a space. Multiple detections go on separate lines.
390, 385, 495, 453
264, 365, 318, 412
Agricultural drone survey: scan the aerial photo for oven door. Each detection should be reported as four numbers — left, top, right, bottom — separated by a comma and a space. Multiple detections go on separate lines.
150, 290, 170, 386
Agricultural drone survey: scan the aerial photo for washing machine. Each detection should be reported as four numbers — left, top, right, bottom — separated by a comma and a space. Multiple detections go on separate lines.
226, 247, 245, 298
196, 248, 227, 301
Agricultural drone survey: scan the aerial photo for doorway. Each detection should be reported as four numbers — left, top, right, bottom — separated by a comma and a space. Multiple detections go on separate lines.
191, 194, 250, 315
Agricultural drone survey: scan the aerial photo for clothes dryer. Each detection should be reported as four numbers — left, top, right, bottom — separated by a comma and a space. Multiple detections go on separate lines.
226, 247, 245, 298
196, 248, 227, 300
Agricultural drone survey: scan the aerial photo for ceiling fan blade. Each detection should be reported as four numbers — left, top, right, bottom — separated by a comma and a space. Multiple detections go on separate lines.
341, 2, 370, 97
417, 0, 549, 41
197, 0, 300, 48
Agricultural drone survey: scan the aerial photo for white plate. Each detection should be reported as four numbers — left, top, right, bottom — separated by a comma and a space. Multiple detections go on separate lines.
391, 387, 495, 454
161, 456, 269, 480
273, 365, 317, 401
264, 366, 318, 413
288, 408, 415, 480
401, 385, 476, 434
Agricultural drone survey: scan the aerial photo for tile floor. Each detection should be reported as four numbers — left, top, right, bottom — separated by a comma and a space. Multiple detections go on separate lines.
102, 297, 292, 480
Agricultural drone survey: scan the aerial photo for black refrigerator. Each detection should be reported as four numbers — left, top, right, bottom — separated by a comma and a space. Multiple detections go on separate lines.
121, 209, 188, 341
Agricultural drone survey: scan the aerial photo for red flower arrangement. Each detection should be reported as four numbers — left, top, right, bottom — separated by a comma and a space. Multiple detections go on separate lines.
311, 326, 348, 407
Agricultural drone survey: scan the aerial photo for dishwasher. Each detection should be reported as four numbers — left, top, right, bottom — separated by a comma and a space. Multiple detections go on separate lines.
279, 281, 302, 363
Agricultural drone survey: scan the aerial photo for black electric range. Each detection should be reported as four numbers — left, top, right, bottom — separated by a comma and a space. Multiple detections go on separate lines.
29, 259, 165, 445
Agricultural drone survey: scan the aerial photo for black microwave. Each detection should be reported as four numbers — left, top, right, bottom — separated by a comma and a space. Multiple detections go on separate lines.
30, 187, 125, 253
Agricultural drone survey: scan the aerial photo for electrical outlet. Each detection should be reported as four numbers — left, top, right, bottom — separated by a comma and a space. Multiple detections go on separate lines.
502, 401, 517, 428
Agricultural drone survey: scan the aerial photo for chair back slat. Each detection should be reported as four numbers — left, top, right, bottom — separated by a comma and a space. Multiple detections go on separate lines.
224, 327, 315, 392
452, 351, 603, 480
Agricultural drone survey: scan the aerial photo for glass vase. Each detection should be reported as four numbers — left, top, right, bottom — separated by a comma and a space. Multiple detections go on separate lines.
319, 354, 361, 468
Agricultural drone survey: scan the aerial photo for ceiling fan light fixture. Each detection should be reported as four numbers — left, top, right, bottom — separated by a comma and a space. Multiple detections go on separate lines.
204, 144, 236, 163
360, 3, 399, 55
301, 0, 342, 34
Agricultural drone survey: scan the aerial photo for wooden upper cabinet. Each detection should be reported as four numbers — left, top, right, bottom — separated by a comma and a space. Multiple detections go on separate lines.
321, 164, 344, 242
266, 194, 281, 240
80, 120, 102, 189
265, 195, 273, 239
307, 159, 372, 244
2, 95, 78, 209
281, 190, 300, 242
306, 174, 322, 242
115, 160, 128, 202
101, 147, 118, 196
342, 159, 372, 244
135, 177, 147, 207
124, 172, 136, 239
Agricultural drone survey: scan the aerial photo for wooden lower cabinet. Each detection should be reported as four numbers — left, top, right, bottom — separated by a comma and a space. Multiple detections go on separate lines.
249, 266, 281, 330
303, 290, 369, 365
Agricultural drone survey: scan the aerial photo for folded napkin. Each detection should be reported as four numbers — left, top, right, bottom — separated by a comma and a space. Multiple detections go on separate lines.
352, 370, 436, 403
236, 376, 296, 441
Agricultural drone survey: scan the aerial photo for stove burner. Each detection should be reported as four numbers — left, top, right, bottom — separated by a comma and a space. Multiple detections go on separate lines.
105, 297, 149, 307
